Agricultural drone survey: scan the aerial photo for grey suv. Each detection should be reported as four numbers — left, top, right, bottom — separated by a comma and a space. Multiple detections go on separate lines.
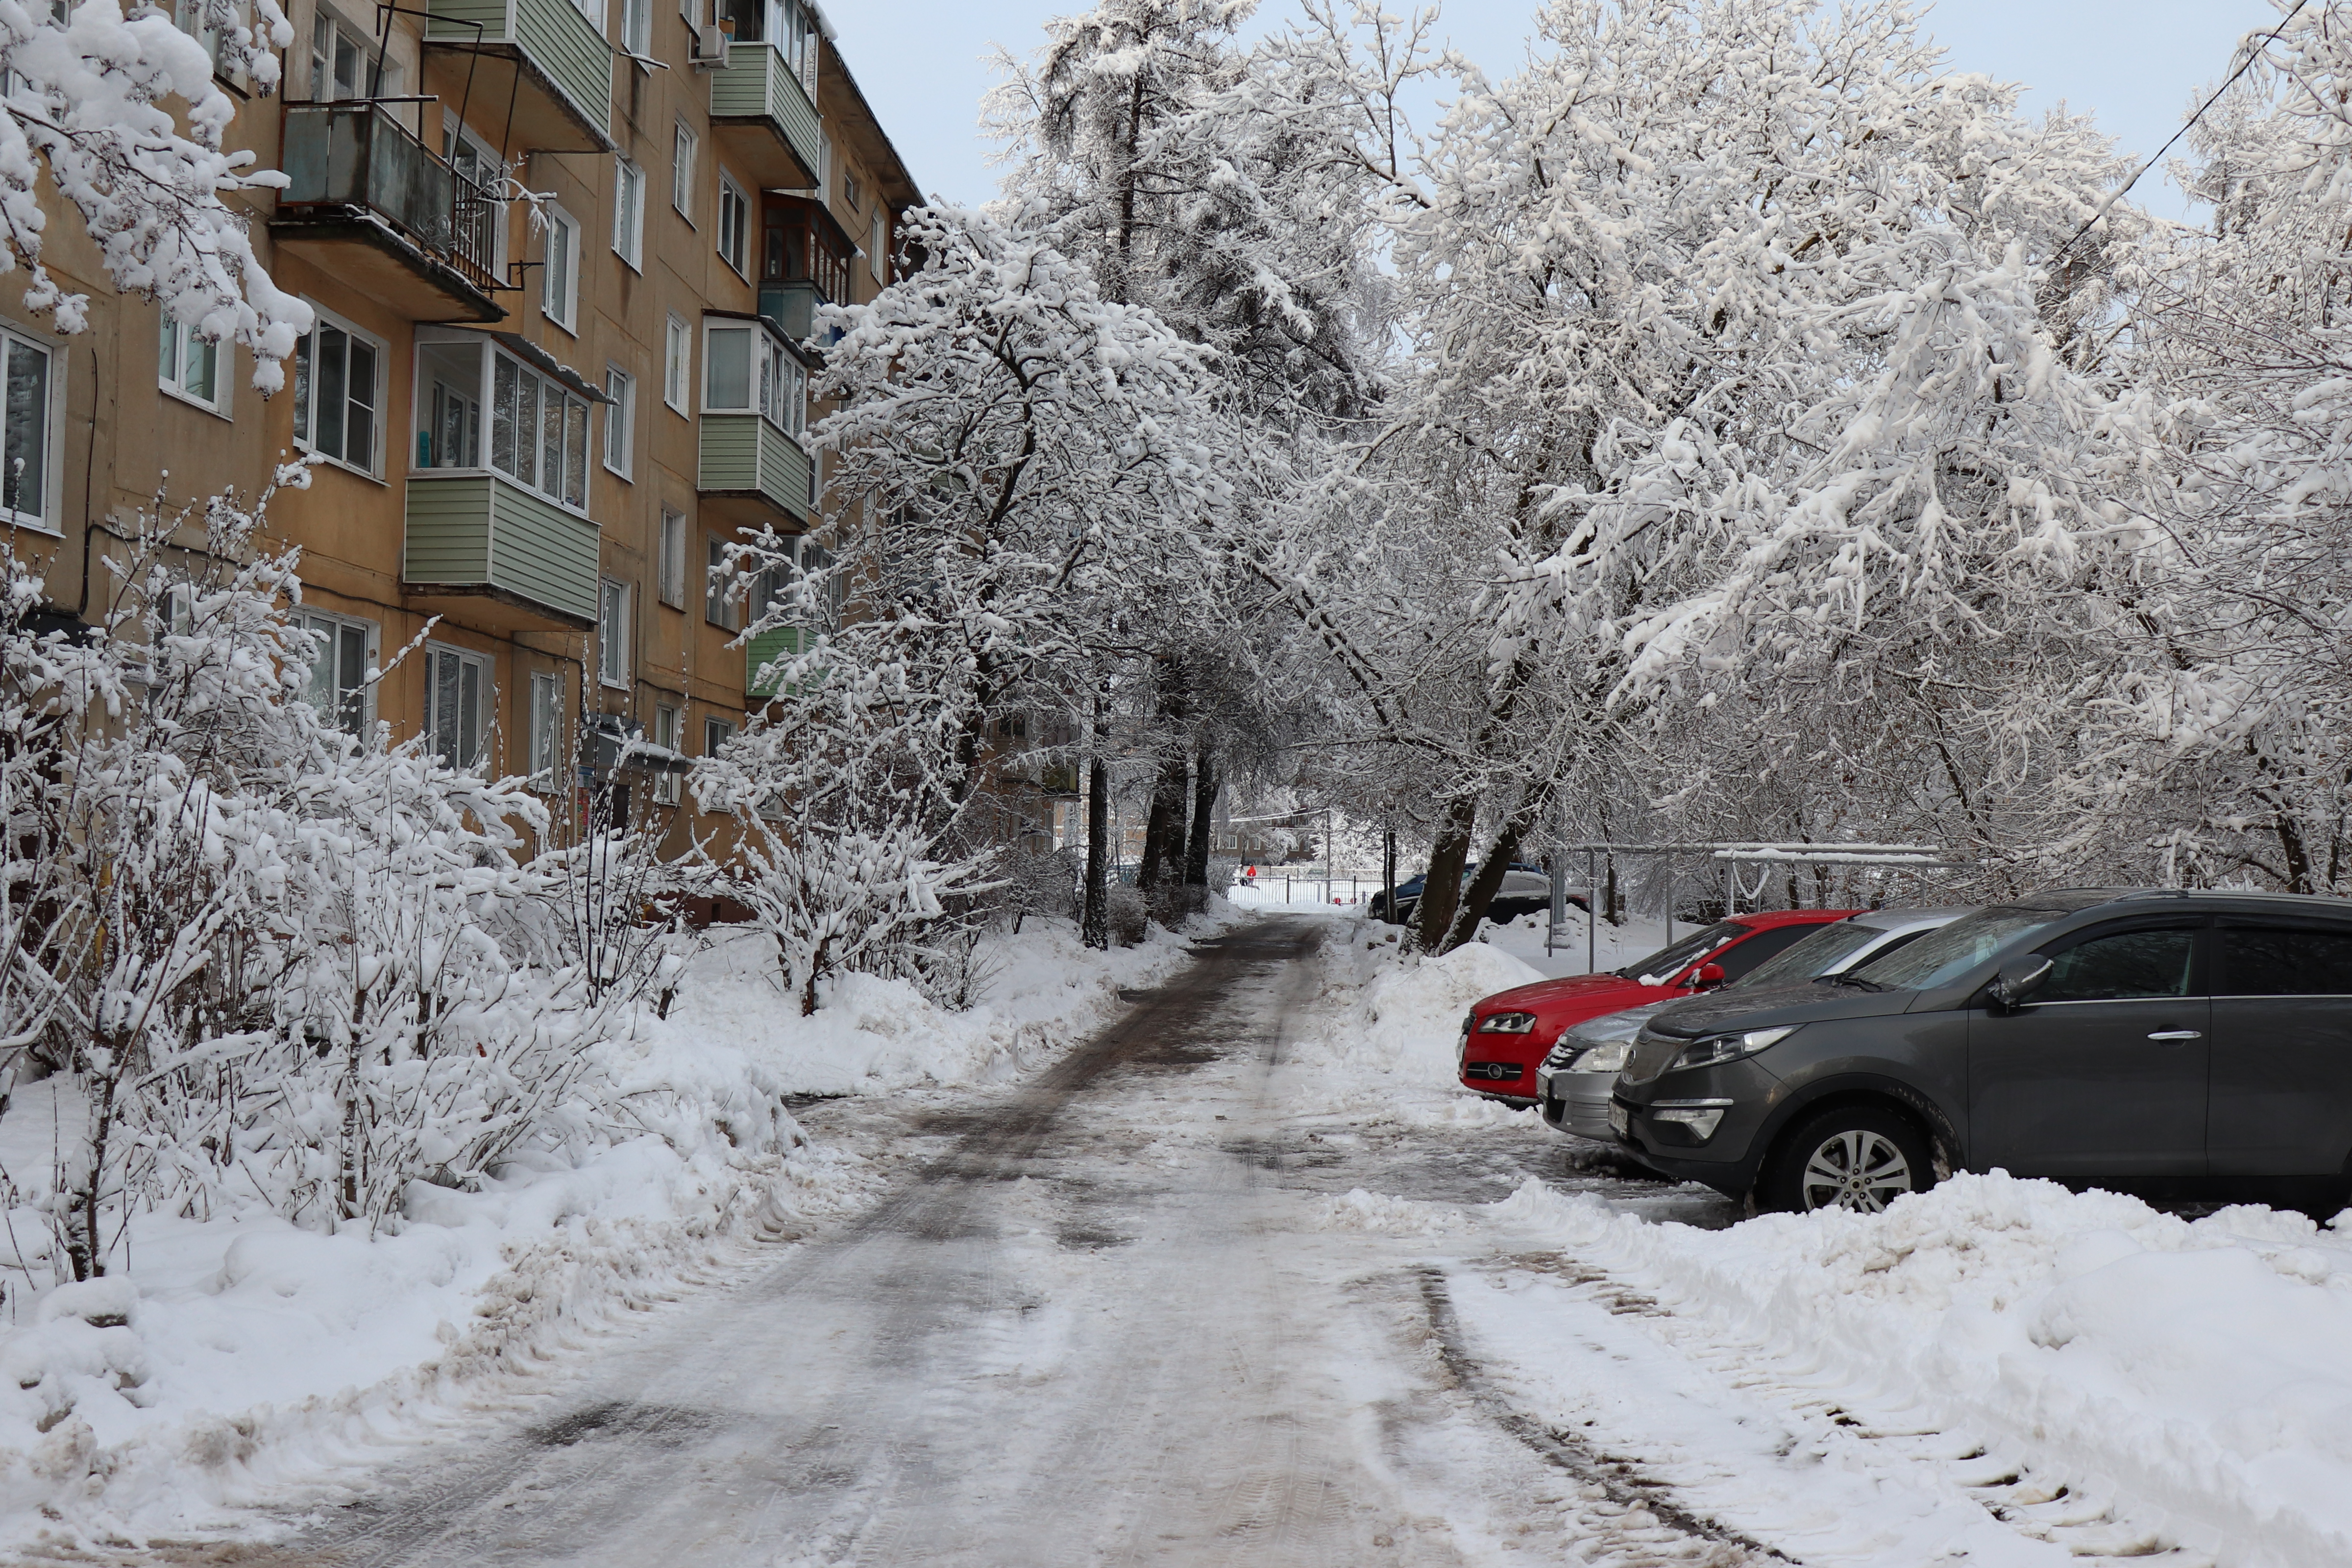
1609, 888, 2352, 1213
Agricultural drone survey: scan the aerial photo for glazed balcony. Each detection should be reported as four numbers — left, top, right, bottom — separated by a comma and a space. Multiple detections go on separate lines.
710, 41, 822, 191
272, 102, 503, 322
423, 0, 614, 152
403, 471, 600, 630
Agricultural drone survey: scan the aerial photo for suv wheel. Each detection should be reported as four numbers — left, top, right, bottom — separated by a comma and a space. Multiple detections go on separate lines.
1759, 1105, 1932, 1214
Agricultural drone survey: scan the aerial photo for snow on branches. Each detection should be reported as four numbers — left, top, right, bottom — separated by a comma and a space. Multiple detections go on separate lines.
0, 0, 310, 383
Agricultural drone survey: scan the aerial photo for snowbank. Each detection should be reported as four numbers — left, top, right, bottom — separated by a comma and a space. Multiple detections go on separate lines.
0, 910, 1227, 1550
1492, 1172, 2352, 1567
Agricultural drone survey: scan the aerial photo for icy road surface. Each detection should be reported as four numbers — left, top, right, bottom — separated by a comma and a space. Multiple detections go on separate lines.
153, 922, 2209, 1568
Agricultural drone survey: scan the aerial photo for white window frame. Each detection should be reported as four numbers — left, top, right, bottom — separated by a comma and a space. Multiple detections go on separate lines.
663, 313, 691, 413
542, 206, 580, 332
652, 702, 681, 804
529, 671, 564, 790
0, 326, 59, 533
659, 509, 687, 607
423, 640, 492, 771
705, 533, 740, 631
672, 121, 698, 222
869, 210, 887, 284
618, 0, 650, 56
703, 317, 804, 438
297, 610, 377, 736
414, 328, 594, 513
612, 157, 644, 270
158, 311, 230, 416
602, 366, 635, 477
717, 171, 748, 277
598, 577, 631, 688
704, 715, 733, 758
292, 301, 387, 480
308, 8, 395, 100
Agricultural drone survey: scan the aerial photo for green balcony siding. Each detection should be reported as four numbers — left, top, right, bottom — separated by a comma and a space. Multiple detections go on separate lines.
428, 0, 612, 144
405, 473, 600, 623
699, 413, 814, 518
746, 625, 808, 697
710, 42, 822, 180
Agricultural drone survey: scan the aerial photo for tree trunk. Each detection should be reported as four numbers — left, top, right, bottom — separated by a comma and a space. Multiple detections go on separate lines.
1441, 785, 1551, 953
1081, 751, 1111, 950
1381, 827, 1397, 924
1183, 743, 1217, 886
1411, 794, 1478, 952
1137, 753, 1188, 892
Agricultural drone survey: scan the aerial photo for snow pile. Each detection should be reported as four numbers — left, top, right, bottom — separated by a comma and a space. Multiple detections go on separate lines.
0, 912, 1222, 1550
1292, 924, 1542, 1081
1496, 1171, 2352, 1567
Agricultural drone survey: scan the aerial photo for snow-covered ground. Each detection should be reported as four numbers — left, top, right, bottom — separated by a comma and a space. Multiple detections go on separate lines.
0, 910, 1234, 1552
15, 909, 2351, 1566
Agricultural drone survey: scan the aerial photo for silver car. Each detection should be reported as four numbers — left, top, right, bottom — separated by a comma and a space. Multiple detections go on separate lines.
1535, 907, 1970, 1143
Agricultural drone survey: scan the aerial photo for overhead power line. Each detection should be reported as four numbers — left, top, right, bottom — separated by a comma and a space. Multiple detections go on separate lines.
2048, 0, 2314, 265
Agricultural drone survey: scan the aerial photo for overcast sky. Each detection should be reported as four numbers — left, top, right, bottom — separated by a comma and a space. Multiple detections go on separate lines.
829, 0, 2282, 221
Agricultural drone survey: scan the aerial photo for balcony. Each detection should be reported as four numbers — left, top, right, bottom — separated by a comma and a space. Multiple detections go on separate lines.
710, 41, 822, 191
698, 413, 813, 533
272, 103, 503, 322
423, 0, 613, 153
757, 280, 845, 348
746, 624, 814, 698
403, 471, 600, 629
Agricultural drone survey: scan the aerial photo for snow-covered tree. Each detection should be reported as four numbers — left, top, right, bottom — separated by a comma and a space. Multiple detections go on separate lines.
0, 0, 311, 384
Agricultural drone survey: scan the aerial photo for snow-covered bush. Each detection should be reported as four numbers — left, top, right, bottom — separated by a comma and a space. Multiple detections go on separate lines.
0, 485, 643, 1278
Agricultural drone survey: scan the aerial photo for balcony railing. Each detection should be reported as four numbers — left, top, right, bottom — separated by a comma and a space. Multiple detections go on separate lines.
758, 280, 842, 344
280, 102, 499, 293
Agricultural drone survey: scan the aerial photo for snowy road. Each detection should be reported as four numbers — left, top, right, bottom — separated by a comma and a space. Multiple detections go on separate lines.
137, 920, 2219, 1568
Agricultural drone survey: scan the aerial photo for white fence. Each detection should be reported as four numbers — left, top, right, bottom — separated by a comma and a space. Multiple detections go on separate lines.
1224, 876, 1374, 908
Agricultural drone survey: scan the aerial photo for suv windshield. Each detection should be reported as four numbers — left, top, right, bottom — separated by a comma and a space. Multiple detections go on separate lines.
1736, 918, 1874, 989
1617, 922, 1744, 985
1850, 906, 2070, 992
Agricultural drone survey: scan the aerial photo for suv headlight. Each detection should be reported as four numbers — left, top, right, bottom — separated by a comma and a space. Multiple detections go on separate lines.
1667, 1025, 1800, 1073
1476, 1011, 1537, 1033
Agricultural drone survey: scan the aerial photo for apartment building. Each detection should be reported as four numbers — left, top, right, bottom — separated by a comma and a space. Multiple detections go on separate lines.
7, 0, 917, 854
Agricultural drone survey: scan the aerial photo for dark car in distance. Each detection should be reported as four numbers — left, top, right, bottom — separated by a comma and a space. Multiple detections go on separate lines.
1610, 888, 2352, 1214
1372, 864, 1587, 926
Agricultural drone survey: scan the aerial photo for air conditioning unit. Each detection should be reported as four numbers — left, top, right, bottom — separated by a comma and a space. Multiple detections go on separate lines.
691, 24, 729, 68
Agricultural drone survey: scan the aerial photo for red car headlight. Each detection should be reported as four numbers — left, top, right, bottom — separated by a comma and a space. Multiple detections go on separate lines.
1476, 1011, 1538, 1033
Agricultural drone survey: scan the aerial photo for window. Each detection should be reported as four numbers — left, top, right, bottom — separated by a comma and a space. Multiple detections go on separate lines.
664, 314, 691, 412
704, 716, 733, 757
706, 534, 740, 630
414, 333, 592, 508
613, 159, 644, 270
704, 319, 803, 435
529, 672, 564, 787
815, 132, 831, 198
653, 703, 681, 803
717, 173, 748, 275
177, 0, 247, 74
843, 172, 861, 214
659, 510, 687, 606
2034, 925, 2199, 1004
156, 314, 220, 408
603, 367, 634, 476
308, 11, 391, 99
298, 612, 373, 735
598, 578, 630, 687
443, 126, 504, 270
1711, 924, 1819, 982
543, 207, 579, 331
2219, 925, 2352, 996
869, 209, 887, 284
783, 0, 816, 92
672, 122, 698, 220
293, 308, 382, 476
424, 643, 490, 770
0, 330, 54, 529
618, 0, 650, 55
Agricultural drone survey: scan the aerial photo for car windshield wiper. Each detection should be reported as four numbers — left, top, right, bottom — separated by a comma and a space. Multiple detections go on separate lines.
1821, 973, 1885, 992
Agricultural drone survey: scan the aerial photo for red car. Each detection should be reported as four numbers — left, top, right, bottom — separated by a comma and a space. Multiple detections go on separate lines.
1456, 910, 1860, 1103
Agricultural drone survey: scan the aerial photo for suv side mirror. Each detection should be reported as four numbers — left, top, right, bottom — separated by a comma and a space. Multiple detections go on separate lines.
1689, 961, 1727, 988
1986, 953, 2054, 1014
